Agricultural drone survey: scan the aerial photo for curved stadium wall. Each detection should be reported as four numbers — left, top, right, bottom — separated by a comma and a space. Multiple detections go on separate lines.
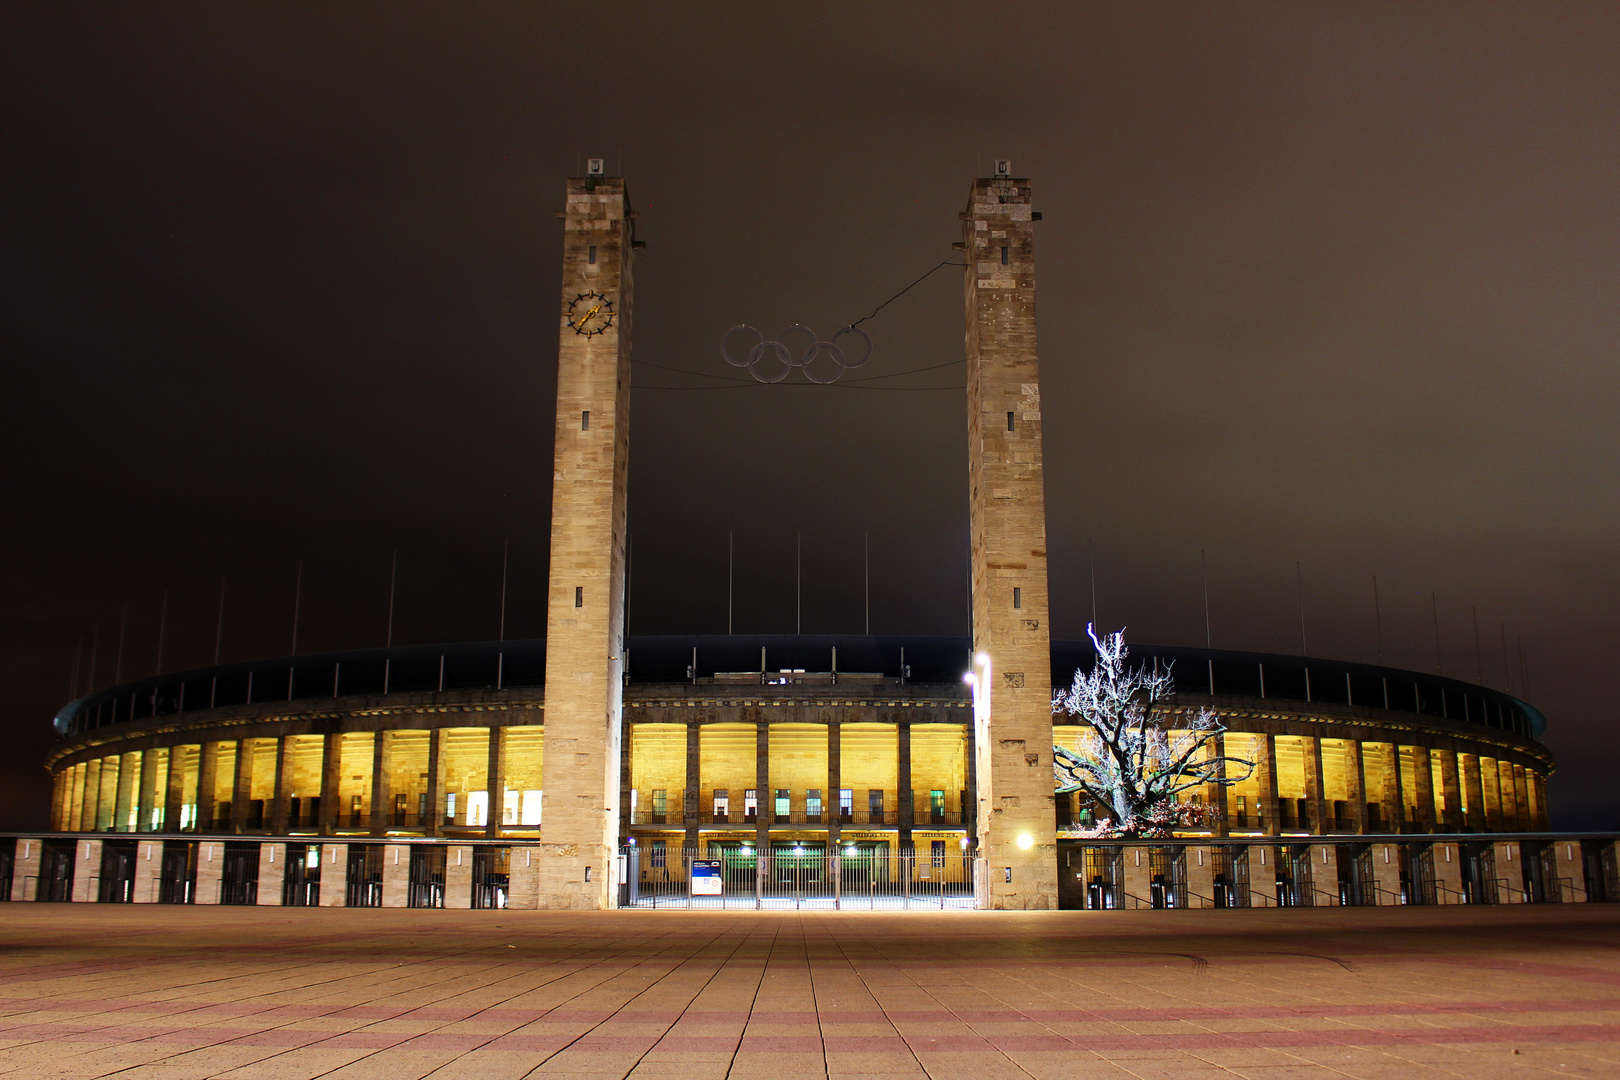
45, 634, 1551, 841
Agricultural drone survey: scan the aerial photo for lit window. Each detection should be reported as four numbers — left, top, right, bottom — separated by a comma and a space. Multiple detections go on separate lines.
466, 790, 489, 827
521, 790, 543, 826
775, 789, 790, 817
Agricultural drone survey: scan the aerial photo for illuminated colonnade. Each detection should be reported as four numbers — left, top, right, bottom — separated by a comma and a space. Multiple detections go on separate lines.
48, 719, 545, 839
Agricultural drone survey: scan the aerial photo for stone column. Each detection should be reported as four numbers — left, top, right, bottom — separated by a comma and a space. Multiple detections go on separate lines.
1493, 840, 1524, 902
1185, 845, 1215, 907
1345, 740, 1368, 834
1305, 737, 1327, 834
164, 747, 190, 834
509, 845, 540, 909
72, 838, 102, 902
1498, 761, 1520, 830
963, 172, 1058, 909
195, 744, 221, 832
137, 749, 162, 833
318, 843, 346, 907
370, 731, 391, 838
132, 839, 163, 902
1552, 838, 1585, 902
1533, 772, 1551, 831
11, 839, 42, 901
1371, 841, 1401, 905
485, 723, 506, 840
897, 722, 913, 851
684, 720, 700, 851
1431, 841, 1466, 902
1208, 733, 1229, 837
1464, 757, 1483, 835
258, 843, 285, 906
318, 732, 342, 837
194, 840, 223, 905
425, 728, 444, 838
964, 715, 978, 846
66, 763, 86, 833
1440, 750, 1464, 832
79, 759, 102, 832
1308, 843, 1337, 905
755, 720, 769, 851
827, 720, 842, 850
382, 844, 410, 906
113, 753, 137, 833
1381, 744, 1405, 834
230, 740, 253, 834
445, 844, 473, 909
1257, 735, 1281, 836
1121, 844, 1151, 908
271, 737, 294, 835
1512, 766, 1531, 832
1410, 747, 1437, 833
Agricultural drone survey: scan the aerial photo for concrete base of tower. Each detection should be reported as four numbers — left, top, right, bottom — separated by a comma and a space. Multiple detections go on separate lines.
978, 842, 1060, 910
533, 842, 617, 910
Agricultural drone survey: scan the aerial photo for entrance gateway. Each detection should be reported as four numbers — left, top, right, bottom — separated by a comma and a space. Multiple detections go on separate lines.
539, 164, 1055, 909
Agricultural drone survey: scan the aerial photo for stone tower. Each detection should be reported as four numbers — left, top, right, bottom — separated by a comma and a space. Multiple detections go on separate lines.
963, 171, 1059, 909
537, 169, 634, 908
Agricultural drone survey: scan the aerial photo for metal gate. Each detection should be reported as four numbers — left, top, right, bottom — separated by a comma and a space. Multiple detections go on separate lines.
409, 847, 446, 908
160, 841, 197, 903
345, 844, 383, 907
1148, 847, 1186, 909
1082, 846, 1123, 910
620, 846, 977, 909
472, 847, 509, 909
98, 840, 137, 903
282, 843, 319, 907
38, 841, 74, 902
221, 843, 260, 905
1212, 846, 1249, 908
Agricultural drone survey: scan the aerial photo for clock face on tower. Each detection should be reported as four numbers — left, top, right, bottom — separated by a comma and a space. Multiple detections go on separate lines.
566, 291, 615, 336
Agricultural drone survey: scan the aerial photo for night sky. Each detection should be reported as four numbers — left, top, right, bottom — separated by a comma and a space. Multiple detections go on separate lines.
4, 4, 1617, 831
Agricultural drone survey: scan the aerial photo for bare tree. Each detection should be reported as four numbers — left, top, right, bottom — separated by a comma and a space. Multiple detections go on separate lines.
1053, 626, 1254, 839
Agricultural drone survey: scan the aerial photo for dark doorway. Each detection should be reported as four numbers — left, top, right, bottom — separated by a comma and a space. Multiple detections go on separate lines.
472, 847, 509, 909
160, 841, 197, 903
0, 838, 14, 901
409, 847, 446, 908
98, 840, 138, 903
346, 845, 383, 907
38, 840, 75, 902
220, 843, 260, 905
283, 844, 320, 907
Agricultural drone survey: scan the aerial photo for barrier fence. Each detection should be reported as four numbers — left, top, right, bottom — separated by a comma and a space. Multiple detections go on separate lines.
620, 847, 980, 909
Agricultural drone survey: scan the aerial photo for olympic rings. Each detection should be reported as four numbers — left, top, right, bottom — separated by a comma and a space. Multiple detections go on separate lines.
721, 323, 873, 384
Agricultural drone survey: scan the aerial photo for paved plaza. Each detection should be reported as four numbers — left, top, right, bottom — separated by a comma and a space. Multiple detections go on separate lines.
0, 905, 1617, 1079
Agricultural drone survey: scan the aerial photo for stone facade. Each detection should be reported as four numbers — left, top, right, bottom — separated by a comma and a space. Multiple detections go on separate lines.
963, 174, 1059, 909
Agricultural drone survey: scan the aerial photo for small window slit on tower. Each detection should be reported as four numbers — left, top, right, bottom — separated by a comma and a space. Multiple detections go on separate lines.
575, 587, 583, 608
581, 410, 590, 430
1000, 246, 1009, 265
587, 245, 597, 265
1013, 587, 1022, 609
1007, 411, 1015, 431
